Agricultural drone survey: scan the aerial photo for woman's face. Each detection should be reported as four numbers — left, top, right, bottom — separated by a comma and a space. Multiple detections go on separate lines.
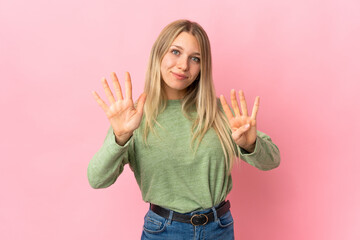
160, 32, 201, 100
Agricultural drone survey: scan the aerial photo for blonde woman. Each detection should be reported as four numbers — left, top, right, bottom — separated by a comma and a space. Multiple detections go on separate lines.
88, 19, 280, 239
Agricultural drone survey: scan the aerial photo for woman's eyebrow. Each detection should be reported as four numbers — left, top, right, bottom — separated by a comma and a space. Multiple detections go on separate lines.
171, 45, 201, 56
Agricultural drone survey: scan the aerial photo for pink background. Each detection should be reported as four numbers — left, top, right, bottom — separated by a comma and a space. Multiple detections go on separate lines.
1, 0, 359, 239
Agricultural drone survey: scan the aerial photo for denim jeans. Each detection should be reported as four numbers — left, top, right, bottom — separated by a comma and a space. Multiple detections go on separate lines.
141, 203, 235, 240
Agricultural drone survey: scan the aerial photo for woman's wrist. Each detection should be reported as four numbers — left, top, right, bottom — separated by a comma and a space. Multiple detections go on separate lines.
242, 140, 256, 153
114, 131, 133, 146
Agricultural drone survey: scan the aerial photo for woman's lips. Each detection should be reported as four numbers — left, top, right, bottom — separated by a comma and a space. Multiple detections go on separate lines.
172, 72, 187, 80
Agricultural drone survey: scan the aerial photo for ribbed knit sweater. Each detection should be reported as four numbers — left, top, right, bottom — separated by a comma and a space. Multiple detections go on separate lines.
87, 100, 280, 213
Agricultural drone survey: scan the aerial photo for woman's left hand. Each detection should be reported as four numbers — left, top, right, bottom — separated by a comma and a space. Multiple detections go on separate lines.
220, 89, 260, 153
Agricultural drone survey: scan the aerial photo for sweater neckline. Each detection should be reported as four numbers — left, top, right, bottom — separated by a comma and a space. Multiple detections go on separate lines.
166, 99, 182, 106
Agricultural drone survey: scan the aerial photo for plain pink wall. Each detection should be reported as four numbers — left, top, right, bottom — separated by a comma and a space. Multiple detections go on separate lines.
1, 0, 359, 239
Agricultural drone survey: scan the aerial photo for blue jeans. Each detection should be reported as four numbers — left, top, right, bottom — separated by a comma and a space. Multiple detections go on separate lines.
141, 204, 235, 240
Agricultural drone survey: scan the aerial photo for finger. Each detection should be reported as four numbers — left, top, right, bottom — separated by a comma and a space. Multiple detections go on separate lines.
92, 91, 109, 112
220, 95, 234, 120
111, 72, 123, 100
101, 77, 116, 104
232, 123, 250, 140
251, 96, 260, 119
230, 89, 241, 117
239, 90, 248, 116
136, 93, 147, 115
125, 72, 132, 100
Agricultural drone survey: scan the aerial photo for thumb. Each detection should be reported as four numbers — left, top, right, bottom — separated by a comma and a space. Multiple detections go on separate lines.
232, 123, 250, 140
136, 93, 147, 114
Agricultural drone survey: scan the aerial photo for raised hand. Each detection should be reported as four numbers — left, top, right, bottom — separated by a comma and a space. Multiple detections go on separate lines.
220, 89, 259, 153
92, 72, 146, 145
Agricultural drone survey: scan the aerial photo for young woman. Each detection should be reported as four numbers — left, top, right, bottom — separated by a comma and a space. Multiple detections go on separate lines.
88, 19, 280, 240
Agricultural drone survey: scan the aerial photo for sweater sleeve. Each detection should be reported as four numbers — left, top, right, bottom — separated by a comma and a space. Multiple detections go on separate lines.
87, 127, 134, 189
237, 130, 280, 171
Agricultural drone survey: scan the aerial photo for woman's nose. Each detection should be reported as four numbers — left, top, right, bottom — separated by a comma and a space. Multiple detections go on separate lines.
177, 56, 189, 71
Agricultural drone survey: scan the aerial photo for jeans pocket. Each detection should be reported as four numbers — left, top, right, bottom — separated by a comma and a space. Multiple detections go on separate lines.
217, 210, 234, 228
143, 209, 168, 234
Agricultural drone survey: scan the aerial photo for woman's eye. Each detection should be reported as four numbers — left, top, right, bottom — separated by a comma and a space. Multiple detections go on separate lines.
171, 49, 180, 55
192, 57, 200, 63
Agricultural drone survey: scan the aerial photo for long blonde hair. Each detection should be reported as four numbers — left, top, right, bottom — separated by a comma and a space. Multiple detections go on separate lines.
143, 19, 238, 173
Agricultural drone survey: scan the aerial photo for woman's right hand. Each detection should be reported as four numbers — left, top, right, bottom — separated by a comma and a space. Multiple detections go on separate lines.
92, 72, 146, 145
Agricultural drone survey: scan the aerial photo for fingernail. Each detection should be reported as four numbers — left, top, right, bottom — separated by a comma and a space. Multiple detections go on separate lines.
245, 124, 250, 128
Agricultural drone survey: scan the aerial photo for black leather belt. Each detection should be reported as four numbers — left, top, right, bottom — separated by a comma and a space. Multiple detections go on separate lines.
150, 200, 230, 226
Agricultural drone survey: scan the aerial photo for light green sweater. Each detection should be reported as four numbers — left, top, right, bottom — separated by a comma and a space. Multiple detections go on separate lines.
87, 100, 280, 213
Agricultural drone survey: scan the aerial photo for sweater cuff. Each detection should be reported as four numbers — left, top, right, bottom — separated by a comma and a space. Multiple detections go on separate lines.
238, 135, 261, 157
237, 135, 265, 169
103, 128, 133, 156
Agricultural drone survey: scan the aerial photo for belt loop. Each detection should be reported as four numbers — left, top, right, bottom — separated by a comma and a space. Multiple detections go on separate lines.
168, 209, 174, 225
211, 206, 218, 221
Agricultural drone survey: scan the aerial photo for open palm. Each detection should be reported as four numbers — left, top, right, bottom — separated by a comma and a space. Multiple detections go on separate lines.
220, 89, 259, 153
92, 72, 146, 145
